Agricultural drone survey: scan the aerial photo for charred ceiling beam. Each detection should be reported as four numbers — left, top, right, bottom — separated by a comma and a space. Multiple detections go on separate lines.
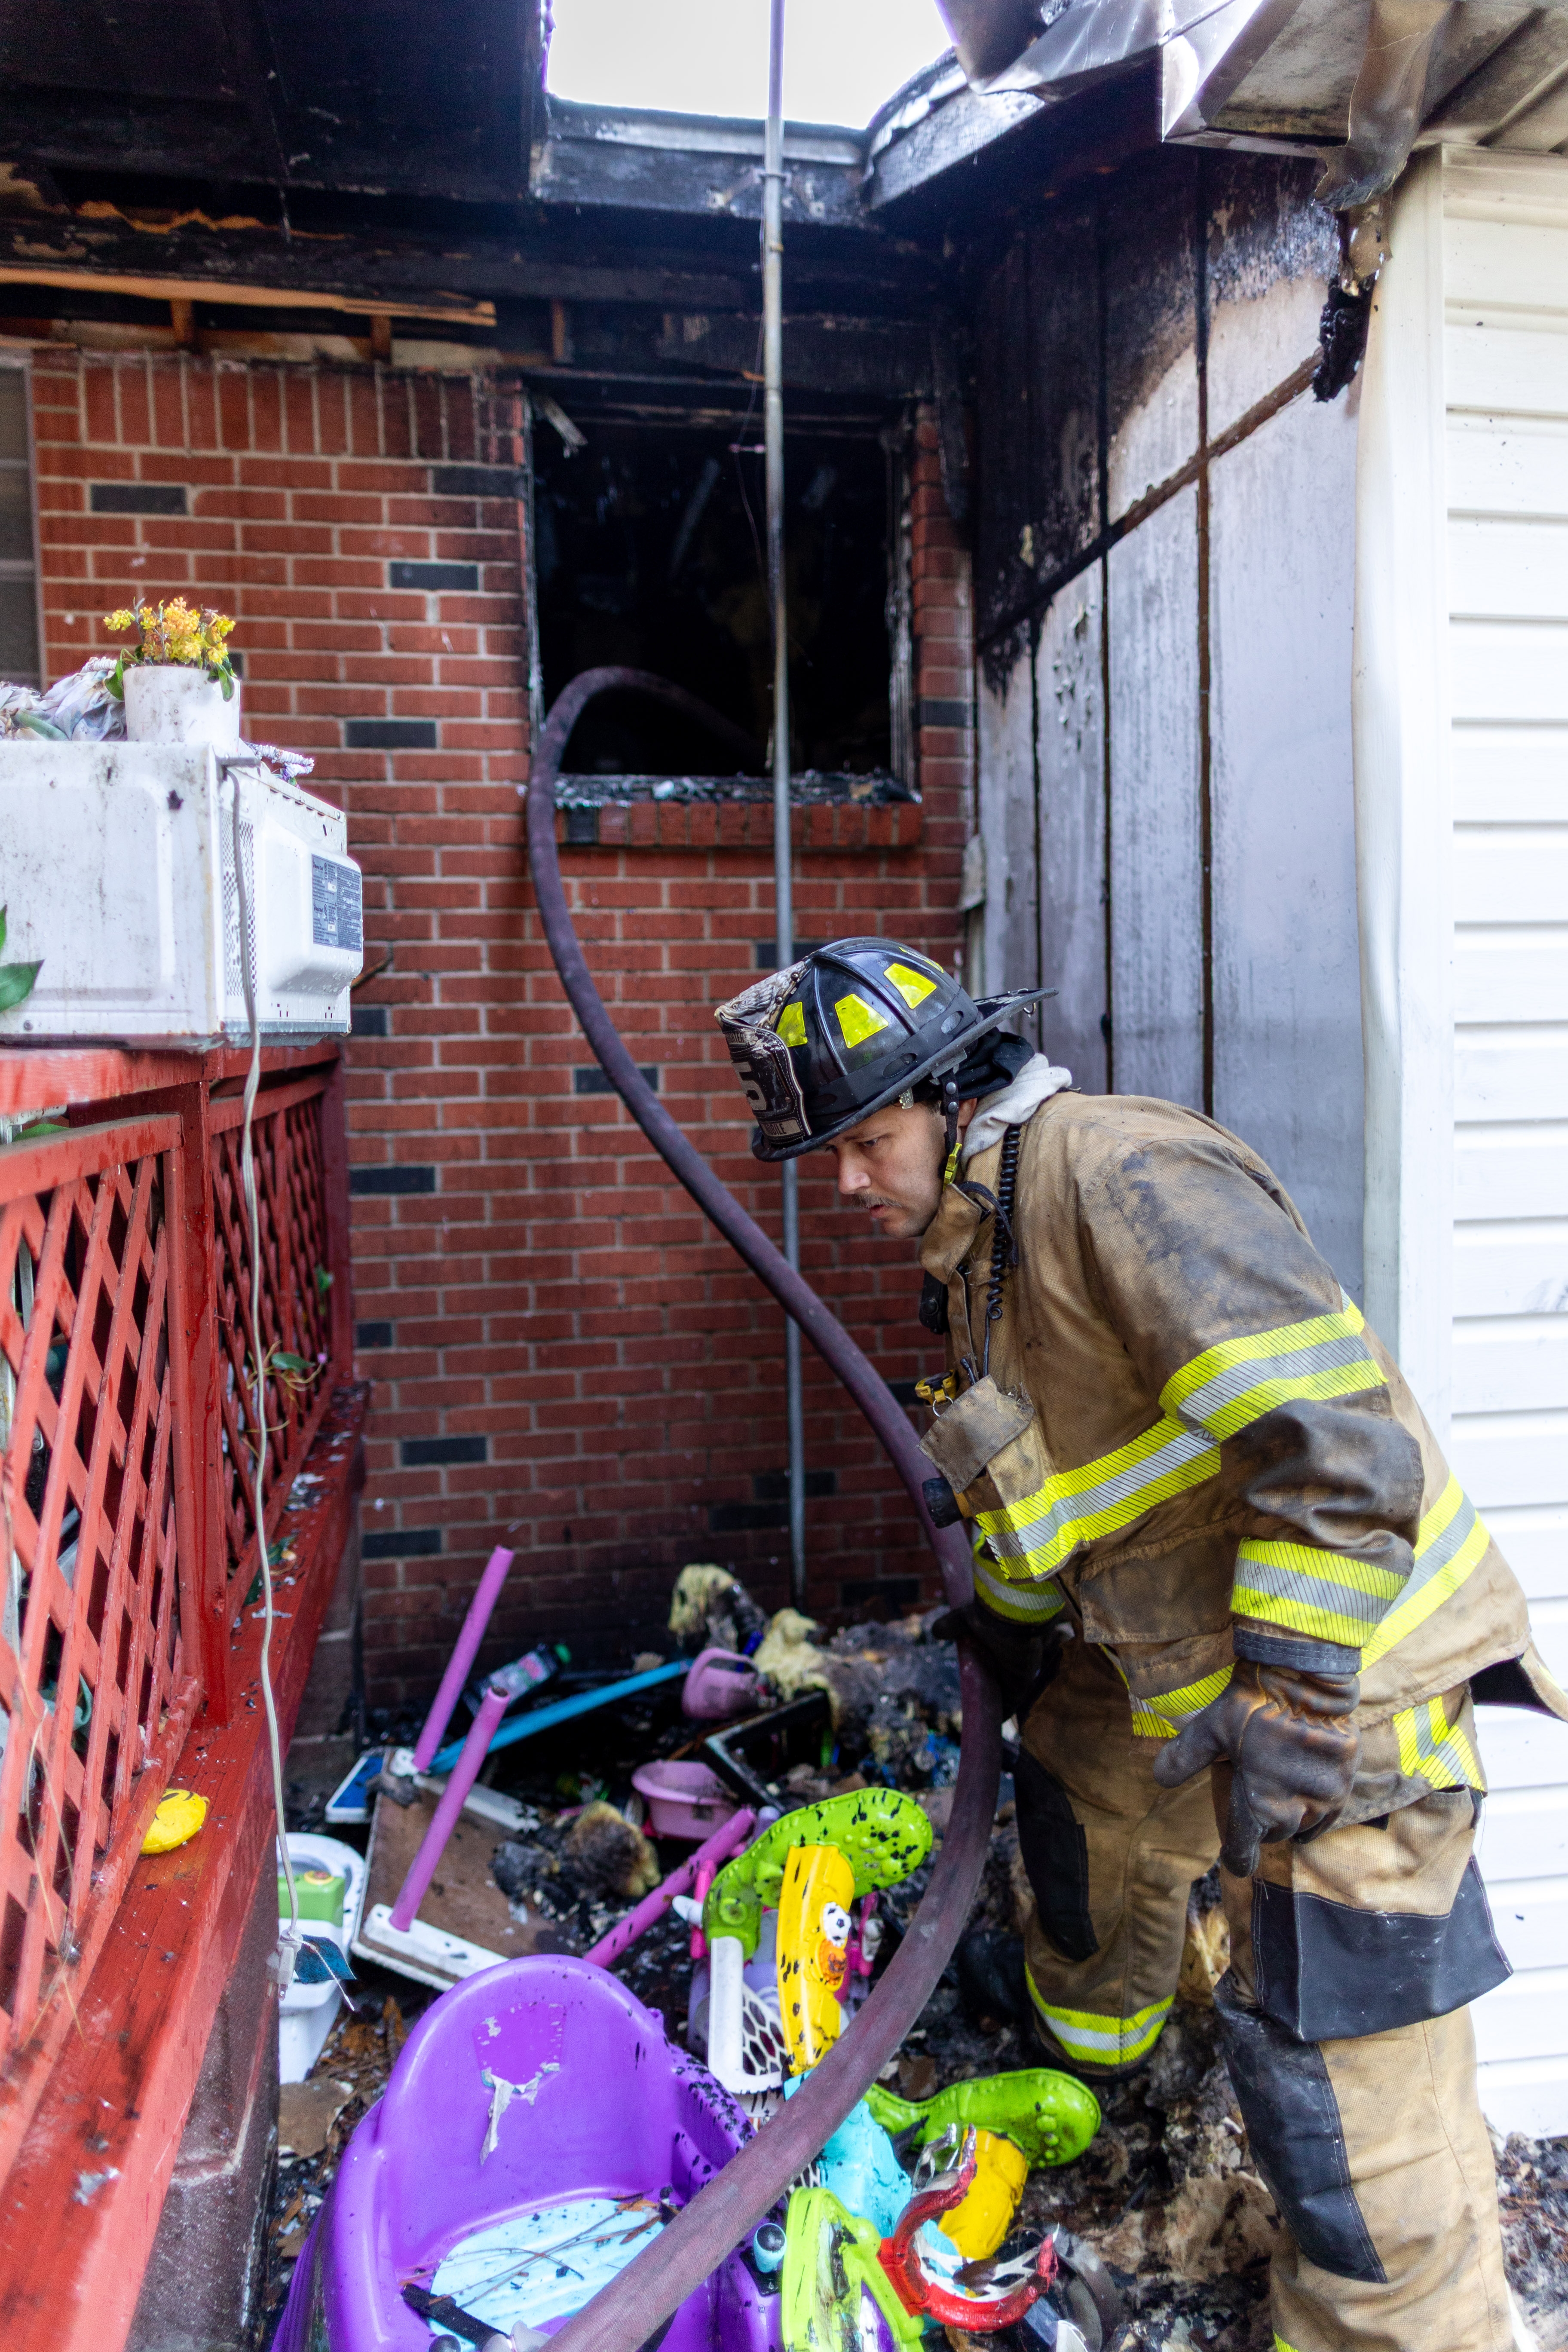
0, 262, 933, 402
0, 0, 544, 205
867, 83, 1049, 207
643, 310, 932, 397
867, 62, 1161, 240
0, 208, 760, 314
208, 0, 293, 190
0, 172, 944, 318
530, 100, 868, 231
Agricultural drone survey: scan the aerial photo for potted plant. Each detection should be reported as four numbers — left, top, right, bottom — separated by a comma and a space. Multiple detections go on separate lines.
103, 597, 240, 749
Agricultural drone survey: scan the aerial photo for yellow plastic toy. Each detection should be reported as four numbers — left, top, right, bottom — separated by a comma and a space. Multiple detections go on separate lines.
776, 1842, 854, 2073
937, 2125, 1030, 2259
141, 1788, 208, 1854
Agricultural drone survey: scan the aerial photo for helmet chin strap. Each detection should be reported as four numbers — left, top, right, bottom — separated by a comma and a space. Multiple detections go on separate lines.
941, 1072, 962, 1167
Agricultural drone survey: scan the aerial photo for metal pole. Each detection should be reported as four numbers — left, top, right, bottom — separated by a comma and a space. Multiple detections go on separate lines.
763, 0, 806, 1612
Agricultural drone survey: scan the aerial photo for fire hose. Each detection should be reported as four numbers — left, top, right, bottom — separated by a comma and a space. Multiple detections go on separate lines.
524, 666, 1005, 2352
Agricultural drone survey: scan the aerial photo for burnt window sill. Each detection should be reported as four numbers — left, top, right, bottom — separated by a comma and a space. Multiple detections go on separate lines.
536, 771, 922, 853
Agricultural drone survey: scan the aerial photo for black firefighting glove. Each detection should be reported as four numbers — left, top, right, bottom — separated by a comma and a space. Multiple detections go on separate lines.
1151, 1643, 1360, 1877
928, 1602, 1062, 1723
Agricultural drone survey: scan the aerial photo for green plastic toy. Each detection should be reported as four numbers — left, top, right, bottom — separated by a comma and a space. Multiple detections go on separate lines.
864, 2065, 1101, 2170
280, 1866, 346, 1929
701, 1787, 932, 1960
780, 2186, 924, 2352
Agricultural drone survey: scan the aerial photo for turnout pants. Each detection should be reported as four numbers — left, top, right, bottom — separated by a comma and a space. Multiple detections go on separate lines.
1017, 1639, 1515, 2352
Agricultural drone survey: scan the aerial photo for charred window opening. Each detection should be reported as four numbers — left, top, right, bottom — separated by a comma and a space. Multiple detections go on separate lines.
0, 368, 42, 691
533, 418, 897, 778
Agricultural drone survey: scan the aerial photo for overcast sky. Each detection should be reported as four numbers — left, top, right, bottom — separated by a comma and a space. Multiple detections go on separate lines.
546, 0, 954, 128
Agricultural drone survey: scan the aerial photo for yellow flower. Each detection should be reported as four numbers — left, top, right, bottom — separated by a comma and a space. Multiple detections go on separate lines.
109, 593, 238, 668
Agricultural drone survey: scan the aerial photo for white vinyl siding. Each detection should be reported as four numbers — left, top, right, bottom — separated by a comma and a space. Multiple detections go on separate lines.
1439, 147, 1568, 2138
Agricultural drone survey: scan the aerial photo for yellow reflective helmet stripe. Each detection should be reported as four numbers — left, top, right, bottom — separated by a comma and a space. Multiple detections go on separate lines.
884, 960, 937, 1008
1393, 1693, 1486, 1794
834, 992, 889, 1047
1027, 1981, 1173, 2065
1362, 1476, 1490, 1666
977, 1414, 1219, 1583
1162, 1299, 1385, 1442
775, 999, 807, 1047
1233, 1540, 1406, 1647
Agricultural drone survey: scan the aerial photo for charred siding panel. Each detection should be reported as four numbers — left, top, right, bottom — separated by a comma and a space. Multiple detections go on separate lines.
977, 644, 1040, 1011
1035, 568, 1108, 1093
1025, 211, 1102, 582
1209, 392, 1360, 1289
1102, 153, 1200, 522
1205, 154, 1338, 433
970, 146, 1363, 1267
1107, 484, 1204, 1107
977, 236, 1039, 660
976, 208, 1101, 668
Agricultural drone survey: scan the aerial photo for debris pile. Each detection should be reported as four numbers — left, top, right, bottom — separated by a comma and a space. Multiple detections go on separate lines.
1496, 2133, 1568, 2351
263, 1569, 1568, 2352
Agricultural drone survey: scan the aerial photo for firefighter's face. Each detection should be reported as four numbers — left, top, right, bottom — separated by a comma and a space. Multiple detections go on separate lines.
829, 1098, 976, 1239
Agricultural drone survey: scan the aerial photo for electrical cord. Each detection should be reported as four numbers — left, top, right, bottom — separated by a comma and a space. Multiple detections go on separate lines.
227, 757, 301, 1990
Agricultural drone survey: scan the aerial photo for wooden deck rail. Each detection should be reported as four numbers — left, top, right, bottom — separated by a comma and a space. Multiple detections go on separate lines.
0, 1040, 355, 2192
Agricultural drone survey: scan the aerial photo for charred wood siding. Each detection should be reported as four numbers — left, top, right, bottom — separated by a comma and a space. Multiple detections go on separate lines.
971, 150, 1365, 1290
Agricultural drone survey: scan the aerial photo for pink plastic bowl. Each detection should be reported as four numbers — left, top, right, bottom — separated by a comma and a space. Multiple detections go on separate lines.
631, 1760, 740, 1842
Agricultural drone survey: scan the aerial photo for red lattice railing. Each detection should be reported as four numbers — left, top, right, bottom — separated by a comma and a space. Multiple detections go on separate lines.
0, 1053, 349, 2068
211, 1079, 337, 1620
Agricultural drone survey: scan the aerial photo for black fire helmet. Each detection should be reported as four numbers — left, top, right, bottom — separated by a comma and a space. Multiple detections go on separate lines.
715, 937, 1053, 1162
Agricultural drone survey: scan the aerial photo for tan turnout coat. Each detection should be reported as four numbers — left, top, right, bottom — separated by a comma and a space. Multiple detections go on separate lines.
916, 1090, 1565, 1816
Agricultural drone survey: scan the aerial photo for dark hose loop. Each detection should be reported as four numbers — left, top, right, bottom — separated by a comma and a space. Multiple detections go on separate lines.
525, 667, 1003, 2352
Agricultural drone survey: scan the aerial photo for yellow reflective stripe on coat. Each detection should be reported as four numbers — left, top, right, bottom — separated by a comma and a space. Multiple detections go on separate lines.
1362, 1477, 1491, 1667
977, 1415, 1218, 1583
1234, 1474, 1491, 1656
1027, 1980, 1172, 2065
1233, 1540, 1406, 1647
1393, 1693, 1485, 1793
973, 1549, 1067, 1627
1162, 1299, 1385, 1442
1125, 1663, 1235, 1740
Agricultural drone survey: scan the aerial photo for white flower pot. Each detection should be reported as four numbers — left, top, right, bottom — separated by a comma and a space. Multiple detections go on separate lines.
123, 664, 242, 752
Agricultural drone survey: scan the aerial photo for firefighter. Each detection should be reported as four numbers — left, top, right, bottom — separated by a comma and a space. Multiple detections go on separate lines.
717, 937, 1564, 2352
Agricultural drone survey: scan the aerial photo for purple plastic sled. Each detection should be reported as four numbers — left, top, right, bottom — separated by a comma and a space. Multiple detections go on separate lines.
276, 1956, 780, 2352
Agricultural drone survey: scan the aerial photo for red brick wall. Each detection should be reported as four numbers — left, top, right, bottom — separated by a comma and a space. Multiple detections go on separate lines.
27, 350, 972, 1703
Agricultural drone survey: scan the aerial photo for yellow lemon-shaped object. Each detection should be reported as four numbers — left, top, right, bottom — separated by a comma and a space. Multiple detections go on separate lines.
939, 2127, 1030, 2259
142, 1789, 208, 1855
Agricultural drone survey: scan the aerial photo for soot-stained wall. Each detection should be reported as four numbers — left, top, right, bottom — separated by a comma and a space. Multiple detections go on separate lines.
21, 351, 971, 1701
969, 148, 1366, 1293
